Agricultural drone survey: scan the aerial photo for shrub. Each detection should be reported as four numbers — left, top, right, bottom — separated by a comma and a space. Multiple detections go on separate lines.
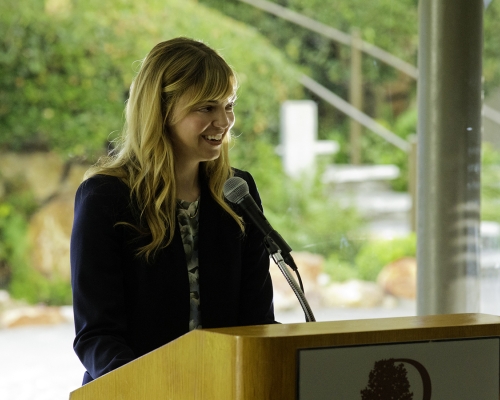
0, 0, 302, 163
258, 159, 364, 258
0, 194, 71, 305
324, 253, 360, 282
355, 233, 416, 281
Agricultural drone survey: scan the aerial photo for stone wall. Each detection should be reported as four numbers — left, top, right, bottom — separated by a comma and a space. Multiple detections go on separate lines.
0, 151, 89, 282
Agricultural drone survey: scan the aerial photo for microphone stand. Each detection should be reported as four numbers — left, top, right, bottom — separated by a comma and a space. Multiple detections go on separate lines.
264, 237, 316, 322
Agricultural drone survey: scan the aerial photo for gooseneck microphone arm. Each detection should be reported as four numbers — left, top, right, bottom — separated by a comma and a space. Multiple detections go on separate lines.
263, 237, 316, 322
223, 177, 316, 322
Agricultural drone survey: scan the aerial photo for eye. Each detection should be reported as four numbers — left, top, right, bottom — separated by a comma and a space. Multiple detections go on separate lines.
197, 106, 213, 113
226, 102, 235, 111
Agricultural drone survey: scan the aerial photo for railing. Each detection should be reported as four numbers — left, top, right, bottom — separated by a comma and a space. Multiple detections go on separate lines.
299, 75, 409, 152
238, 0, 500, 160
238, 0, 418, 79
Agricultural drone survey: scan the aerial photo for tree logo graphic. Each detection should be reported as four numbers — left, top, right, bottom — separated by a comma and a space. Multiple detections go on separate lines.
360, 358, 432, 400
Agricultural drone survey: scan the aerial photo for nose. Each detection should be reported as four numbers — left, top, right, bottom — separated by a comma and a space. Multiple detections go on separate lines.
213, 108, 233, 130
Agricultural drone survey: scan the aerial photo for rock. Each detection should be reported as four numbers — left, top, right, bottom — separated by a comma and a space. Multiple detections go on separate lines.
25, 161, 88, 282
322, 279, 385, 308
1, 305, 68, 328
377, 257, 416, 299
61, 163, 88, 194
0, 151, 65, 203
0, 291, 71, 329
291, 252, 324, 283
28, 194, 75, 280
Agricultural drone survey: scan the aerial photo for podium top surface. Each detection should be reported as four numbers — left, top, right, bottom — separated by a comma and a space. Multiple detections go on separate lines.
202, 313, 500, 338
69, 313, 500, 400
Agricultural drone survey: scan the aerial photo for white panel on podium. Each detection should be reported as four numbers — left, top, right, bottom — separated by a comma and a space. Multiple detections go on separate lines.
298, 337, 499, 399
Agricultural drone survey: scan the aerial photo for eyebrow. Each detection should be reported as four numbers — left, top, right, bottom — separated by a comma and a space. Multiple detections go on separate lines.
196, 98, 236, 106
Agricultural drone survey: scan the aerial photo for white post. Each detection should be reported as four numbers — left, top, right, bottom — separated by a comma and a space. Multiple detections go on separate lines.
280, 100, 318, 178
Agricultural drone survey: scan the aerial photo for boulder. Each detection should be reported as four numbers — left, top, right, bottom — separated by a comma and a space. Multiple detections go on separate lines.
28, 194, 75, 280
0, 151, 65, 202
0, 290, 72, 329
25, 160, 88, 282
322, 279, 385, 308
1, 305, 68, 328
377, 257, 416, 299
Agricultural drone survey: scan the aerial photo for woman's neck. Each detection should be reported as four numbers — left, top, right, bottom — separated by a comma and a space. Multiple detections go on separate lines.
175, 162, 201, 202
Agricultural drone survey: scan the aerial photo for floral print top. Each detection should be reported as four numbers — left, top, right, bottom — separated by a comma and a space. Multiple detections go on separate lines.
176, 198, 201, 331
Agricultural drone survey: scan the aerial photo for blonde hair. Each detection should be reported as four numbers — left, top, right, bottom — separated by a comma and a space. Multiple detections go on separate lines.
86, 37, 243, 260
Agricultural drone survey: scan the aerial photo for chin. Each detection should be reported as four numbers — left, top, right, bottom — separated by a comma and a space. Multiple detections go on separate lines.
203, 152, 221, 162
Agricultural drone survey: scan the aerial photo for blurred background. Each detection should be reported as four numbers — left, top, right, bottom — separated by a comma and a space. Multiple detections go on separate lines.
1, 0, 499, 398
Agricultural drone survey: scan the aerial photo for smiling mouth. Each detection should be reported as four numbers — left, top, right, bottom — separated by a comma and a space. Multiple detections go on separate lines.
202, 133, 223, 143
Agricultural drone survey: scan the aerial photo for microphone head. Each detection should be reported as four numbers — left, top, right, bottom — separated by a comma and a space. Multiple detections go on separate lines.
223, 177, 249, 204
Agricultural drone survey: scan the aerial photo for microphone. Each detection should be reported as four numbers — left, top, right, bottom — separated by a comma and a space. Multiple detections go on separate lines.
224, 176, 315, 322
223, 177, 295, 269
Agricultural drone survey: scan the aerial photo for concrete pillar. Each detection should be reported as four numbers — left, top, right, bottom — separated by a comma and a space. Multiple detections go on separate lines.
417, 0, 483, 315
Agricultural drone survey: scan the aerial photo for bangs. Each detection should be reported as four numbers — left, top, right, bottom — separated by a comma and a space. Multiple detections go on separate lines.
166, 51, 238, 125
185, 56, 237, 107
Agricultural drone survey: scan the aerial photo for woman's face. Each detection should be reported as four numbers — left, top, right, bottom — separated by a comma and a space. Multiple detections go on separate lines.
169, 91, 236, 167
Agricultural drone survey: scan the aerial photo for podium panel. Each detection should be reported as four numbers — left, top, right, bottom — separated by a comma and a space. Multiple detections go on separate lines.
69, 313, 500, 399
299, 337, 499, 399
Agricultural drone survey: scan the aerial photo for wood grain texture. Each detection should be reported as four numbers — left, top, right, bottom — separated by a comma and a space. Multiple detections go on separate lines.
69, 313, 500, 400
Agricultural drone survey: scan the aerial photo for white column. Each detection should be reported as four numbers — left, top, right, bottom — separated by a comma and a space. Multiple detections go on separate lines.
280, 100, 318, 178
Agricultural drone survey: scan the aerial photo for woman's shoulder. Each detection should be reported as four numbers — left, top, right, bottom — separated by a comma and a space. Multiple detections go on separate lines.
76, 174, 130, 201
232, 168, 255, 183
232, 168, 258, 191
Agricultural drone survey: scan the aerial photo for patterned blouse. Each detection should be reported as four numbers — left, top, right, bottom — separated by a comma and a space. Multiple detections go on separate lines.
176, 198, 201, 331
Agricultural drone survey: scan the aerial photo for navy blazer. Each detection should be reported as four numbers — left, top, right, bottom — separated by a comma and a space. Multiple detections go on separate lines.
70, 169, 275, 384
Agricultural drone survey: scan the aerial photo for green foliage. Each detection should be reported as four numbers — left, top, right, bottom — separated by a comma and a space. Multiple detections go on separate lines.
325, 107, 417, 191
0, 176, 37, 290
355, 233, 416, 281
0, 189, 71, 305
0, 1, 125, 158
324, 253, 360, 282
481, 143, 500, 223
484, 1, 500, 95
232, 140, 364, 262
198, 0, 419, 143
9, 268, 73, 306
199, 0, 500, 182
0, 203, 28, 286
370, 108, 417, 192
0, 0, 302, 161
250, 154, 364, 258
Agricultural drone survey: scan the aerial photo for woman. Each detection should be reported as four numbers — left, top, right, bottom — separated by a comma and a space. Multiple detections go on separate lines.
70, 37, 275, 385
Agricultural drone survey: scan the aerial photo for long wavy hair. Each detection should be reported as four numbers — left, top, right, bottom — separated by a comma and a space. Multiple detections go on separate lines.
85, 37, 243, 260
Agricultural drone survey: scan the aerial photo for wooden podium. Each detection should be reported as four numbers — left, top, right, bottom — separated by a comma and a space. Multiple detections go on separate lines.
69, 313, 500, 399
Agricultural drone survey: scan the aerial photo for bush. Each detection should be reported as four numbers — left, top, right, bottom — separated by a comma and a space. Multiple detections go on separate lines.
0, 0, 304, 304
0, 0, 302, 163
482, 143, 500, 224
355, 233, 416, 281
254, 158, 364, 258
324, 253, 360, 282
0, 194, 71, 305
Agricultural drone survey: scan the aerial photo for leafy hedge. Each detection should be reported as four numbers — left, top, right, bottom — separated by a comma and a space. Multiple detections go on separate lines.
0, 0, 303, 159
